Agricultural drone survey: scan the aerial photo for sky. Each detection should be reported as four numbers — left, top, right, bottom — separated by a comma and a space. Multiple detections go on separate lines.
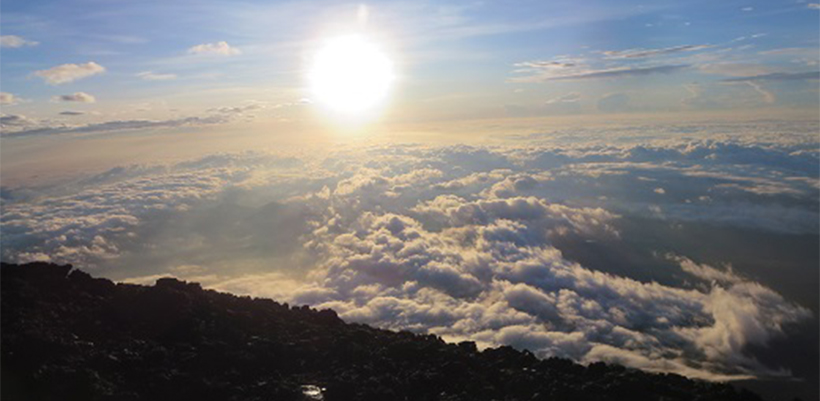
1, 0, 819, 133
1, 1, 819, 400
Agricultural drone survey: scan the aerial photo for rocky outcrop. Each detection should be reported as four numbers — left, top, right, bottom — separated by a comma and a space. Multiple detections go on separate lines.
1, 262, 764, 401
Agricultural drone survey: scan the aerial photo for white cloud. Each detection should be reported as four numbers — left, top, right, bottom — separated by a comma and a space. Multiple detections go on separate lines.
33, 62, 105, 85
286, 187, 809, 380
187, 41, 241, 56
0, 35, 38, 48
0, 114, 37, 128
2, 121, 816, 384
136, 71, 177, 81
411, 195, 617, 235
0, 92, 20, 105
52, 92, 96, 103
671, 255, 743, 285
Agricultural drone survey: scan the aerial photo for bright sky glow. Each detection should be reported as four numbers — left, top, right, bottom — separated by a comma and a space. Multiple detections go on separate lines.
309, 35, 394, 115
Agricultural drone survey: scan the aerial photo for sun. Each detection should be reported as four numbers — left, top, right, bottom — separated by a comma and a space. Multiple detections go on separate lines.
308, 35, 395, 116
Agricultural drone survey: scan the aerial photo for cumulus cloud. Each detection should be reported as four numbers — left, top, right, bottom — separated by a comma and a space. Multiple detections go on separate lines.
0, 35, 38, 48
285, 187, 809, 380
52, 92, 96, 103
2, 121, 817, 383
187, 41, 241, 56
34, 62, 105, 85
411, 195, 617, 235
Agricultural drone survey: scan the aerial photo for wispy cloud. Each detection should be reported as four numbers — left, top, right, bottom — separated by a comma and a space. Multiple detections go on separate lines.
0, 100, 271, 138
0, 35, 38, 48
545, 92, 581, 104
698, 63, 776, 78
0, 114, 37, 127
744, 82, 775, 104
52, 92, 96, 103
3, 115, 229, 138
187, 41, 241, 56
722, 71, 820, 82
515, 58, 583, 70
555, 65, 689, 80
513, 64, 689, 83
602, 44, 712, 59
33, 62, 105, 85
758, 47, 818, 57
136, 71, 177, 81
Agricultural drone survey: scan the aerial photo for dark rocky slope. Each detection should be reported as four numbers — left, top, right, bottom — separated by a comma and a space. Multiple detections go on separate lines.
1, 262, 765, 401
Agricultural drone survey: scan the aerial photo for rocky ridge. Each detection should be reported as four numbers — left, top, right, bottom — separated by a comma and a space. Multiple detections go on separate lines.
1, 262, 765, 401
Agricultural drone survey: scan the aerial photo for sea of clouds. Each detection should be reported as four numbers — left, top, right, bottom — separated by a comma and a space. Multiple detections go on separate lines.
2, 120, 818, 382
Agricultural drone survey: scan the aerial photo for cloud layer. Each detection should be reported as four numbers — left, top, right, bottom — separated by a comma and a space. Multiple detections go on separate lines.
1, 120, 816, 383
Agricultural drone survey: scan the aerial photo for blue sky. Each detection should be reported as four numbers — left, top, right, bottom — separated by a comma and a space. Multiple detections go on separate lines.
1, 0, 818, 136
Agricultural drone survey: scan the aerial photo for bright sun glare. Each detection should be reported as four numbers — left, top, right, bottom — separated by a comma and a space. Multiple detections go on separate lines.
309, 35, 394, 116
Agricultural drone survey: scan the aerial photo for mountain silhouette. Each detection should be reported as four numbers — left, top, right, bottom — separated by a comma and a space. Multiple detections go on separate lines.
1, 262, 766, 401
